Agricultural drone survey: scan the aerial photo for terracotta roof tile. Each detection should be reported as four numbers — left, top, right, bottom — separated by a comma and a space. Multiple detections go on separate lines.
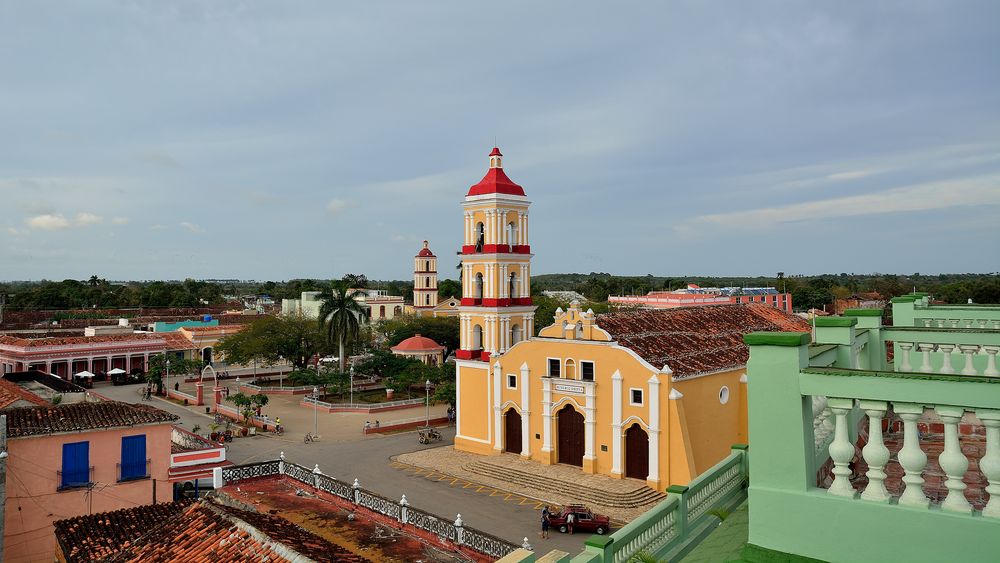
596, 304, 811, 378
0, 378, 49, 409
0, 333, 163, 348
58, 498, 365, 562
160, 332, 196, 350
54, 500, 192, 563
4, 401, 178, 438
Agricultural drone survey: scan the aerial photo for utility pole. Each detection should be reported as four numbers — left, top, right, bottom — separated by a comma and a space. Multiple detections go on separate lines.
0, 414, 8, 562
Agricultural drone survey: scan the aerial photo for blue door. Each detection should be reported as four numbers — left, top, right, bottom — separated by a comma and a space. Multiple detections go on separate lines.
120, 435, 147, 480
61, 442, 90, 489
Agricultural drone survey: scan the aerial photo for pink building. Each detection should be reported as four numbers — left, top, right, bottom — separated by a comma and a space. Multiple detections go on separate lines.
4, 401, 177, 562
609, 284, 793, 312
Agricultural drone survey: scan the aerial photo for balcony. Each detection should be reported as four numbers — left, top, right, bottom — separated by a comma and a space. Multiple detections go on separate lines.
57, 466, 95, 491
739, 329, 1000, 562
892, 294, 1000, 329
117, 459, 152, 482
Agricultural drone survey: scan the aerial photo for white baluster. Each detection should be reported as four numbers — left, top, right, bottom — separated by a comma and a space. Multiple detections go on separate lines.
978, 409, 1000, 518
898, 342, 914, 372
812, 396, 827, 447
948, 319, 959, 329
985, 347, 1000, 377
936, 406, 971, 513
959, 345, 979, 376
828, 398, 856, 498
938, 344, 956, 374
922, 320, 932, 328
993, 321, 1000, 330
860, 401, 890, 502
963, 319, 973, 329
917, 344, 935, 373
978, 320, 987, 329
936, 319, 945, 329
894, 403, 928, 508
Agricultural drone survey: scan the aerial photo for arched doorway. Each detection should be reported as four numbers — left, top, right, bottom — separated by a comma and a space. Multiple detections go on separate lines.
557, 405, 585, 466
624, 424, 649, 480
202, 347, 213, 366
474, 273, 484, 299
472, 325, 483, 350
504, 409, 522, 454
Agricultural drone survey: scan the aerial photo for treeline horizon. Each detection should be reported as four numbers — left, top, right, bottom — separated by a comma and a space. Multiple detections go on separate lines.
2, 272, 998, 312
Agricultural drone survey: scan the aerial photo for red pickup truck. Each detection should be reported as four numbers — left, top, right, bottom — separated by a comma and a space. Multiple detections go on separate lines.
547, 505, 611, 535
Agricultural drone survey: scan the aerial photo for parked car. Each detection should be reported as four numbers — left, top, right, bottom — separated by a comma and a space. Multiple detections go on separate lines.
547, 504, 610, 535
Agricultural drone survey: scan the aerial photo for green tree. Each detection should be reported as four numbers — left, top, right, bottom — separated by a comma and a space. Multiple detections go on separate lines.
317, 280, 370, 372
437, 278, 462, 299
216, 314, 328, 370
145, 354, 203, 394
229, 392, 269, 423
382, 315, 460, 354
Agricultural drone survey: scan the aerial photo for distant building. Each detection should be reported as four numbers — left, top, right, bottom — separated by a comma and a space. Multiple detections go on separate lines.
391, 334, 446, 366
542, 290, 587, 302
832, 291, 886, 315
610, 284, 793, 313
281, 289, 405, 322
413, 240, 439, 314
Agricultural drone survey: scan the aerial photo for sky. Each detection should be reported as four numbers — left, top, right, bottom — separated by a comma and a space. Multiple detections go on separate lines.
2, 1, 998, 282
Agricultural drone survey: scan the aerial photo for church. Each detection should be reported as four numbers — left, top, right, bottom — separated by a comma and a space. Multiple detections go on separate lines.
453, 147, 810, 491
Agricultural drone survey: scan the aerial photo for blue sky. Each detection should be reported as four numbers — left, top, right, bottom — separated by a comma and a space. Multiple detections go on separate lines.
2, 1, 998, 281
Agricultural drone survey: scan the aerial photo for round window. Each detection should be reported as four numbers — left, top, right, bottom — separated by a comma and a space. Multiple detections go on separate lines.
719, 386, 730, 405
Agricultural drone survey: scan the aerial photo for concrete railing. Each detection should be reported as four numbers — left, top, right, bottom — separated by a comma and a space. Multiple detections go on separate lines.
892, 295, 1000, 329
568, 447, 748, 563
743, 331, 1000, 563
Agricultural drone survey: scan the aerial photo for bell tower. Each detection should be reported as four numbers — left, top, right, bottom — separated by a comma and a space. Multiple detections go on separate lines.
456, 147, 535, 363
413, 240, 438, 313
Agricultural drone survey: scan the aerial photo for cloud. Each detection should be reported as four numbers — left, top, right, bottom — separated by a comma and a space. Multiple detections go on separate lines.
6, 227, 21, 236
111, 217, 131, 225
675, 174, 1000, 236
326, 199, 350, 215
180, 222, 205, 233
150, 224, 167, 230
25, 213, 71, 230
74, 212, 104, 226
132, 151, 180, 168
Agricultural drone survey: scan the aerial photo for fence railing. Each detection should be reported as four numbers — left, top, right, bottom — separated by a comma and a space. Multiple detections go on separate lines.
303, 395, 426, 410
576, 446, 749, 563
215, 458, 522, 561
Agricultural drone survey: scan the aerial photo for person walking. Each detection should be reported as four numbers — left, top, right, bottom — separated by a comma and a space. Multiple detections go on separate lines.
364, 420, 371, 433
539, 507, 550, 539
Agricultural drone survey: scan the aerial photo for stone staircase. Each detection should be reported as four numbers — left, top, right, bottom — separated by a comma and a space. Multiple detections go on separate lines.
465, 457, 665, 509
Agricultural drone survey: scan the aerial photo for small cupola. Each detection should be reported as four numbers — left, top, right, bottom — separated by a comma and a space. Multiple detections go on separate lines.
489, 147, 502, 169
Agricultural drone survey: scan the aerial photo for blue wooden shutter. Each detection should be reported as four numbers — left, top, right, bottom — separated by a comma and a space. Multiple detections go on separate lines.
120, 435, 147, 480
61, 442, 89, 488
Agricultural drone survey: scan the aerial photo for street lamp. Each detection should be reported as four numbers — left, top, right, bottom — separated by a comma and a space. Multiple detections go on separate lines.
349, 366, 355, 407
424, 379, 431, 428
312, 386, 320, 438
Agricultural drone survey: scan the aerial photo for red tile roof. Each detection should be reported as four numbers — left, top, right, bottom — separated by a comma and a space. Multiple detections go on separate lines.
4, 401, 178, 438
56, 498, 366, 562
54, 500, 193, 562
391, 333, 445, 352
467, 146, 526, 197
596, 304, 811, 378
0, 378, 49, 409
160, 331, 196, 350
0, 333, 163, 348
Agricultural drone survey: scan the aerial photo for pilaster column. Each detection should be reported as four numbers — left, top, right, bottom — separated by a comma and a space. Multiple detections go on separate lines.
895, 403, 929, 508
611, 370, 623, 476
583, 381, 596, 467
648, 374, 661, 482
523, 211, 529, 245
520, 363, 531, 458
45, 361, 52, 375
541, 377, 553, 455
493, 362, 502, 451
500, 264, 507, 299
936, 405, 972, 513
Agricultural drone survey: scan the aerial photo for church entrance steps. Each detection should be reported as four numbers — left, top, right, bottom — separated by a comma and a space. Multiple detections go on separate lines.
465, 458, 665, 509
393, 447, 664, 522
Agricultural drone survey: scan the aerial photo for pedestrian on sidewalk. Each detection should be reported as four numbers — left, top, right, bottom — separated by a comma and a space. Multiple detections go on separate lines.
374, 420, 380, 429
566, 511, 576, 535
539, 507, 550, 539
364, 420, 371, 433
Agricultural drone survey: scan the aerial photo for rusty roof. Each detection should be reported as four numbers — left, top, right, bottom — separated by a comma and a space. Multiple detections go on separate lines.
54, 500, 193, 562
596, 304, 811, 378
0, 378, 49, 409
4, 401, 178, 438
160, 331, 197, 350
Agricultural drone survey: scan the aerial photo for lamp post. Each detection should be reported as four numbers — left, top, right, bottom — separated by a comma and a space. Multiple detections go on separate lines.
312, 386, 319, 438
424, 379, 431, 428
349, 367, 355, 407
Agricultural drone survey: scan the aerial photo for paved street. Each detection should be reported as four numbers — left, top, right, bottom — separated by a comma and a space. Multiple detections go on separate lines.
93, 381, 589, 554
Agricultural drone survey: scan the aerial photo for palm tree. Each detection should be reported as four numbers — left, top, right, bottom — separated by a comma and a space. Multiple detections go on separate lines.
317, 280, 370, 372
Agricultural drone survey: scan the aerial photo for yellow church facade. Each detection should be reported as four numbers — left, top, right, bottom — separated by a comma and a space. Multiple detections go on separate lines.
453, 147, 811, 491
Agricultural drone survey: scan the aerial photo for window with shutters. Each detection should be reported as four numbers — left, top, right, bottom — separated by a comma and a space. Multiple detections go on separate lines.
119, 435, 149, 481
581, 361, 594, 381
60, 441, 91, 490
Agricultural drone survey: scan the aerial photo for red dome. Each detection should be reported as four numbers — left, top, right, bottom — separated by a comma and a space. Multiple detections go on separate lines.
467, 147, 526, 197
391, 334, 444, 352
416, 240, 435, 257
